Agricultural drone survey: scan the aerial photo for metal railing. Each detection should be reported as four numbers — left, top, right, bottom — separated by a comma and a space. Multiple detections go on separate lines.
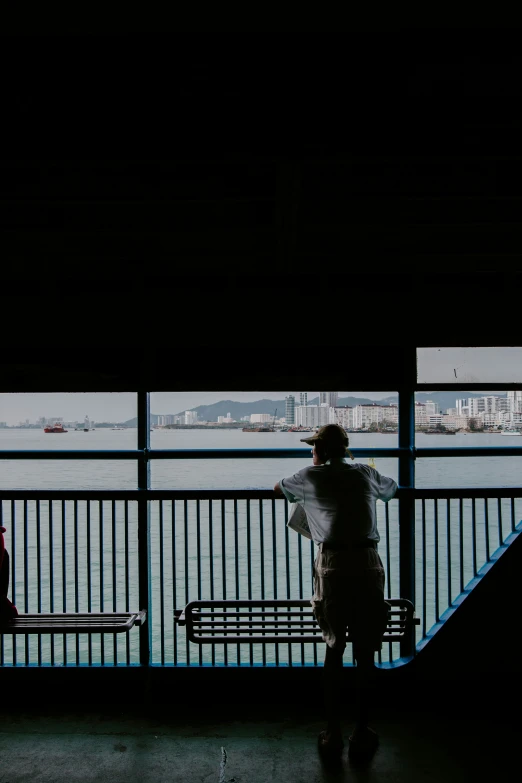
2, 486, 521, 667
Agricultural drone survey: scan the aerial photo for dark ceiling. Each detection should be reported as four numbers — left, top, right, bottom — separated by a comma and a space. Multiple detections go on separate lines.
2, 34, 521, 388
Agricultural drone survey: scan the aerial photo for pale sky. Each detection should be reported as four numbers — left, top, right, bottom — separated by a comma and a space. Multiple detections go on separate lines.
0, 391, 393, 426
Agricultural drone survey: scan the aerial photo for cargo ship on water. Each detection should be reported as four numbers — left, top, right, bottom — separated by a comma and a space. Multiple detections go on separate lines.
44, 422, 68, 433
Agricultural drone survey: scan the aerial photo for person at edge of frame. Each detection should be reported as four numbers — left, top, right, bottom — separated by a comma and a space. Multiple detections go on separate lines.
274, 423, 397, 760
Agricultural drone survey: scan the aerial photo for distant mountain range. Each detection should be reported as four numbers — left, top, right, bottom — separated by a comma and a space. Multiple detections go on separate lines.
122, 391, 507, 426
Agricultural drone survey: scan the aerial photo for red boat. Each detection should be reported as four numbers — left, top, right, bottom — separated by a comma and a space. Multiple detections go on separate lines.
44, 422, 68, 433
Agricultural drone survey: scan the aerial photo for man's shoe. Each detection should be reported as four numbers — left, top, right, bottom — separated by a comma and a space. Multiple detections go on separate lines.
318, 730, 344, 755
348, 727, 379, 760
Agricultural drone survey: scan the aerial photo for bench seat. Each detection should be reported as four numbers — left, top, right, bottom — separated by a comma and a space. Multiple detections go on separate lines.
1, 610, 146, 634
175, 599, 418, 644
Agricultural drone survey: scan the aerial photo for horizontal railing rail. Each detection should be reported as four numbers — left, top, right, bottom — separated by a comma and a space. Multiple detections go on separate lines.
2, 488, 522, 501
2, 447, 522, 460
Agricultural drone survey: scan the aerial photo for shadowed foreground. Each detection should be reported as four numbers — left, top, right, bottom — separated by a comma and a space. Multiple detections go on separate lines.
0, 703, 517, 783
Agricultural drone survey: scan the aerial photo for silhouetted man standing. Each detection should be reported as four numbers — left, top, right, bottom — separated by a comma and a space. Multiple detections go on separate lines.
274, 424, 397, 759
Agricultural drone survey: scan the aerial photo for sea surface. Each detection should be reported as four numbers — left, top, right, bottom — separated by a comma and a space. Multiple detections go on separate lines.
1, 428, 521, 668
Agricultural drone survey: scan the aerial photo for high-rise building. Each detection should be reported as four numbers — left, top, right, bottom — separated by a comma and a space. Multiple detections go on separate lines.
299, 392, 308, 406
285, 395, 296, 425
251, 413, 272, 423
319, 392, 338, 407
295, 405, 330, 428
508, 391, 522, 414
185, 410, 198, 425
332, 406, 353, 428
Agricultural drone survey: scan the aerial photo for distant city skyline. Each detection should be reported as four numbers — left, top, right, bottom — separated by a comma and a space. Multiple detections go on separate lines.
0, 391, 395, 426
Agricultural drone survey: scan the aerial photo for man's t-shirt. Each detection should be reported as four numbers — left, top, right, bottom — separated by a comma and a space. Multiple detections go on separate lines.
279, 458, 397, 546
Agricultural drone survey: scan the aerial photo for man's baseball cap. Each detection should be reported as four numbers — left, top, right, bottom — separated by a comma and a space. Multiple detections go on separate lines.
300, 424, 354, 459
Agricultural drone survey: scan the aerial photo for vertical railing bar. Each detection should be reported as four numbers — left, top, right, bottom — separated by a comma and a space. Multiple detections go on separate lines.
87, 500, 92, 666
11, 500, 18, 665
498, 497, 503, 547
196, 499, 202, 667
446, 499, 451, 608
310, 539, 317, 666
184, 498, 190, 666
385, 502, 392, 662
283, 499, 292, 667
99, 499, 104, 666
434, 499, 439, 623
159, 500, 165, 666
233, 499, 240, 667
511, 497, 516, 533
272, 498, 279, 667
125, 500, 130, 665
209, 500, 215, 667
20, 499, 26, 666
74, 500, 80, 665
459, 498, 464, 595
49, 500, 54, 666
485, 498, 490, 562
422, 499, 426, 639
36, 499, 42, 666
472, 498, 477, 578
172, 500, 177, 667
112, 499, 117, 666
259, 499, 266, 666
221, 498, 227, 667
61, 500, 67, 665
246, 499, 253, 666
298, 529, 304, 666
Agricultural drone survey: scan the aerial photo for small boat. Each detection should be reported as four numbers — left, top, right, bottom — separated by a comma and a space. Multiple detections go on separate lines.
44, 423, 68, 433
501, 429, 521, 436
111, 426, 126, 430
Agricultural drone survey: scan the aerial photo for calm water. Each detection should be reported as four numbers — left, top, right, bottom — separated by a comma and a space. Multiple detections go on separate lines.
1, 429, 521, 667
1, 427, 522, 489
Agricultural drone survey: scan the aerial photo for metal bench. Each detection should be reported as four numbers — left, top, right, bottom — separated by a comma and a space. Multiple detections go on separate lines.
174, 599, 418, 645
1, 610, 146, 635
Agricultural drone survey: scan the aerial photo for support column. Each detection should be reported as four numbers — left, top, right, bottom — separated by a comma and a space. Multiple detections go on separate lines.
398, 348, 416, 657
137, 391, 151, 668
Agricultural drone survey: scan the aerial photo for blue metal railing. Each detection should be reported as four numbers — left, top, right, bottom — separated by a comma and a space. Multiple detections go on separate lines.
2, 487, 521, 668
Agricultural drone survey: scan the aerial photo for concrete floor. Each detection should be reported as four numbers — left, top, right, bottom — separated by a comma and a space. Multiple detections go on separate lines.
0, 704, 517, 783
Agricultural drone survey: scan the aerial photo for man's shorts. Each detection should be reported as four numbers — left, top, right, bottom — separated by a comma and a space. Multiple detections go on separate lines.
311, 543, 389, 656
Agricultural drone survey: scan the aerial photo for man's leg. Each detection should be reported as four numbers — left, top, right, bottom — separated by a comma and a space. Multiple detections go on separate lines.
349, 646, 379, 756
323, 644, 345, 738
353, 647, 375, 732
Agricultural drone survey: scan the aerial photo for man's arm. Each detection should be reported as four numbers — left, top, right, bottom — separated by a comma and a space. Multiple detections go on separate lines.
273, 482, 285, 497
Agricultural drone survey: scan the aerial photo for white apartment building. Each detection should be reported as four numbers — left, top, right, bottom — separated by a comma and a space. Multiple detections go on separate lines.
250, 413, 272, 423
441, 414, 469, 430
184, 410, 198, 425
352, 405, 383, 429
425, 400, 439, 415
459, 396, 510, 416
295, 405, 330, 428
331, 406, 354, 429
414, 403, 428, 427
508, 391, 522, 414
427, 414, 443, 428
